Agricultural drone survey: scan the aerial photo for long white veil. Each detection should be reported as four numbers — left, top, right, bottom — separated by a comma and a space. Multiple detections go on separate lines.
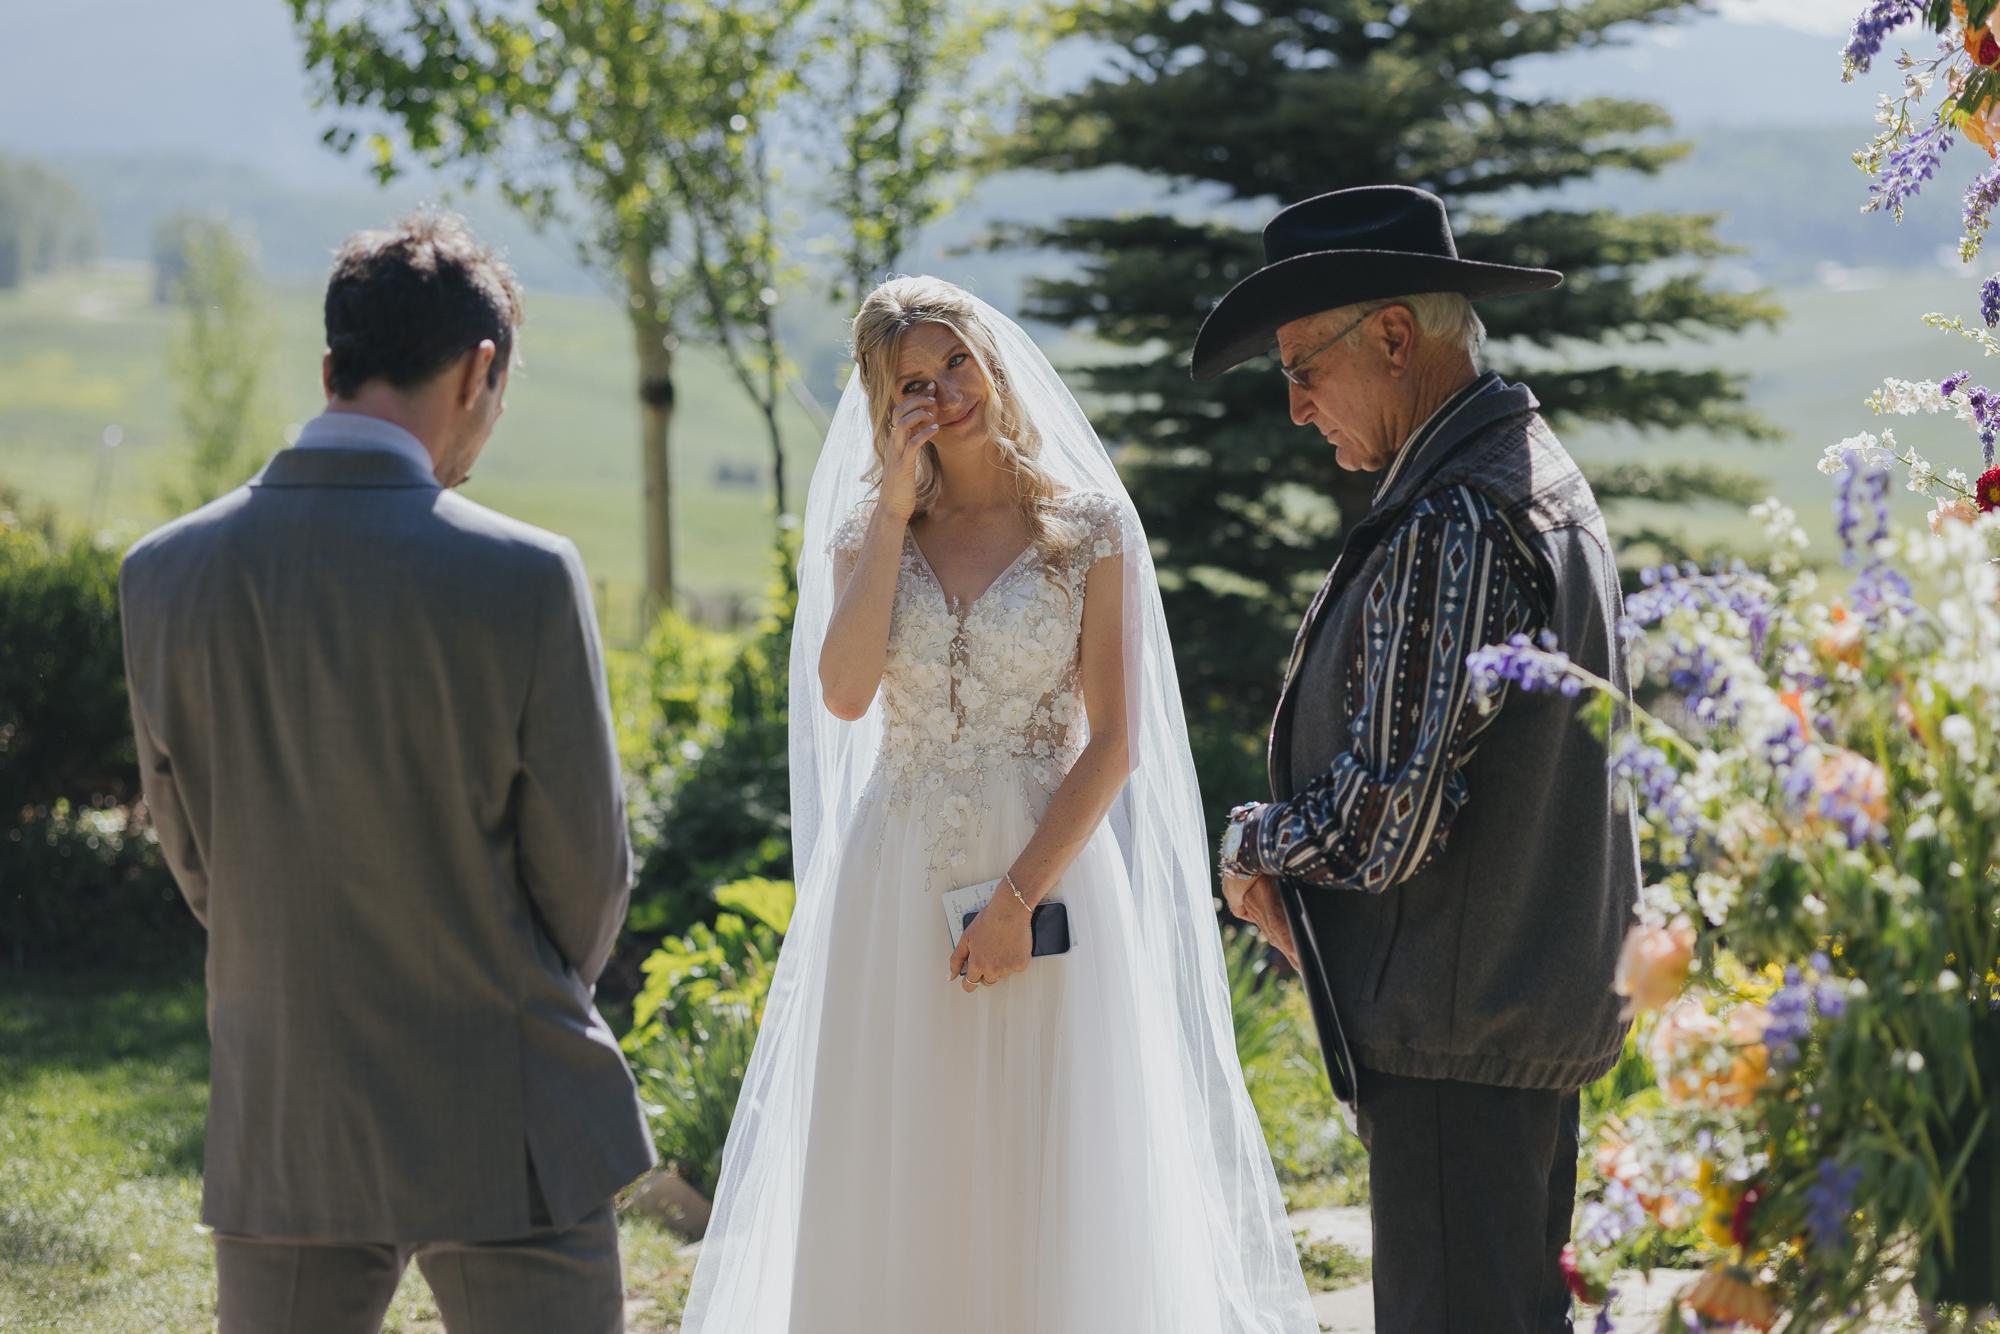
679, 294, 1314, 1332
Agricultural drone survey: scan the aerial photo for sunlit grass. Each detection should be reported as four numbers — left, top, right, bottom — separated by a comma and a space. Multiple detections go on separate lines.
0, 968, 695, 1332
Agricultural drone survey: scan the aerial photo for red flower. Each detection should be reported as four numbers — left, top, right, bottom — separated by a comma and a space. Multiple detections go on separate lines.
1731, 1185, 1763, 1249
1559, 1243, 1608, 1305
1979, 466, 2000, 513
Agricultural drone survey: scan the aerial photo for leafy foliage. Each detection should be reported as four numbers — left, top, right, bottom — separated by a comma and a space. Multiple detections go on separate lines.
616, 543, 798, 987
0, 155, 98, 291
156, 216, 273, 515
622, 876, 792, 1199
0, 496, 189, 968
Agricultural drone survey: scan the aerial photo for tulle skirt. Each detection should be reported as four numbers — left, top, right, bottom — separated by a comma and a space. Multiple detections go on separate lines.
782, 761, 1247, 1334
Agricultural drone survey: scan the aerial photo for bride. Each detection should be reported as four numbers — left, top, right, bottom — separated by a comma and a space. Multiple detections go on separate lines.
678, 277, 1317, 1334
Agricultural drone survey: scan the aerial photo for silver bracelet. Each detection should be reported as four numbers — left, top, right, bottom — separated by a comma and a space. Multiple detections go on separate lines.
1002, 871, 1033, 912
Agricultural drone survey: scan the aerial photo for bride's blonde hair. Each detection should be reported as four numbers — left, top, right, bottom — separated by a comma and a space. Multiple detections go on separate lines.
851, 276, 1072, 559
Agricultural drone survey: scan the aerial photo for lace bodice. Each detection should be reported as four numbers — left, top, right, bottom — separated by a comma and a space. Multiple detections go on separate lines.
829, 490, 1131, 877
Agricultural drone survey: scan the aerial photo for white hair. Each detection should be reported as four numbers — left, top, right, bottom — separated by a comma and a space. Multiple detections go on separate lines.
1331, 290, 1486, 365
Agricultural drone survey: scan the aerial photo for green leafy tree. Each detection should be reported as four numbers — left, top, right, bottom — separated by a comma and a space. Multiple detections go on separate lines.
288, 0, 820, 615
0, 156, 99, 291
157, 217, 273, 514
1002, 0, 1785, 823
807, 0, 1043, 305
287, 0, 1034, 607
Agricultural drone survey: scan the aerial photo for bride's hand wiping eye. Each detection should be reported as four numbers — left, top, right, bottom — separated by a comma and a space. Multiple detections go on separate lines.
882, 381, 935, 521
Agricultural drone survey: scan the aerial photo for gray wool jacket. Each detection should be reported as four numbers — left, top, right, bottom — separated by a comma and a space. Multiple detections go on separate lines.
120, 432, 655, 1243
1268, 374, 1639, 1096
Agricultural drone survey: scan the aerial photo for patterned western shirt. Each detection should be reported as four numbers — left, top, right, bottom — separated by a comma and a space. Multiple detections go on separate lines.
1244, 476, 1547, 893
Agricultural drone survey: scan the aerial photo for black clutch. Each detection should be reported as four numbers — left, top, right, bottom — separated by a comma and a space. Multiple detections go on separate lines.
960, 901, 1072, 962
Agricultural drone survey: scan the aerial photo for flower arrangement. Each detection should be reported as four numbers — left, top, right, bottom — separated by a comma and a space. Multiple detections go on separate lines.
1470, 433, 2000, 1324
1454, 15, 2000, 1323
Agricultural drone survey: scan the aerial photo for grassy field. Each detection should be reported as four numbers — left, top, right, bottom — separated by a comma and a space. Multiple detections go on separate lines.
0, 264, 828, 644
4, 261, 1995, 646
0, 967, 696, 1332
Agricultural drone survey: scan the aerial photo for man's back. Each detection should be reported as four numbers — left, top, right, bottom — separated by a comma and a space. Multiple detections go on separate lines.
120, 439, 653, 1244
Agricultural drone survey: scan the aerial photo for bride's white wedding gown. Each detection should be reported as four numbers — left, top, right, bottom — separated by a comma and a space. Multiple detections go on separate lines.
775, 489, 1301, 1332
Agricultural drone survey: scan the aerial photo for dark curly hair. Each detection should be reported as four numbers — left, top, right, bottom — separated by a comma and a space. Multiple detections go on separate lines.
323, 210, 523, 399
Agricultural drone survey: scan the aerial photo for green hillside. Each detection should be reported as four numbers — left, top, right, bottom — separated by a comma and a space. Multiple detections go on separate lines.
0, 265, 826, 643
2, 262, 1989, 647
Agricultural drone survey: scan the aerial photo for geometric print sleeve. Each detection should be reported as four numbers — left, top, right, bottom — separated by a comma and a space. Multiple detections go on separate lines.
1247, 483, 1545, 893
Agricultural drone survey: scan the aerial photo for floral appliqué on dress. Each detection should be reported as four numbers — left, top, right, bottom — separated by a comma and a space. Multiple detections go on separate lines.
828, 490, 1132, 884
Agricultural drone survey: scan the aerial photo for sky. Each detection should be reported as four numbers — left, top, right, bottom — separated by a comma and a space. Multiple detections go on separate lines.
1720, 0, 1859, 35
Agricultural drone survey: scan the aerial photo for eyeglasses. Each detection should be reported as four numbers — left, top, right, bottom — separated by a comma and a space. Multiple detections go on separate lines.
1279, 303, 1391, 388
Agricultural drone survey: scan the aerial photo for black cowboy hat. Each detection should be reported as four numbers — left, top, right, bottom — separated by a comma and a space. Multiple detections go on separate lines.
1189, 185, 1563, 381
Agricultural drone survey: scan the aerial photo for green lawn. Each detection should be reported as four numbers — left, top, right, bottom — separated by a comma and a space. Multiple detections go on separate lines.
0, 967, 695, 1332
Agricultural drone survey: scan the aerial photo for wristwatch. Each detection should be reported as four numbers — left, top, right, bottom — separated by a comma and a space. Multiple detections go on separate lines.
1218, 803, 1263, 878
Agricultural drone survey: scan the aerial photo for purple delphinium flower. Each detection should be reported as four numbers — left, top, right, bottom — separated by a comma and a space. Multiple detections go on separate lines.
1467, 631, 1574, 702
1844, 0, 1921, 72
1984, 274, 2000, 330
1625, 563, 1775, 655
1609, 733, 1702, 846
1850, 559, 1915, 623
1970, 169, 2000, 241
1764, 717, 1816, 812
1660, 632, 1736, 722
1817, 979, 1850, 1021
1871, 122, 1956, 217
1943, 370, 1972, 399
1804, 1158, 1863, 1256
1578, 1180, 1645, 1249
1833, 450, 1892, 564
1595, 1297, 1617, 1334
1824, 756, 1880, 852
1765, 967, 1815, 1068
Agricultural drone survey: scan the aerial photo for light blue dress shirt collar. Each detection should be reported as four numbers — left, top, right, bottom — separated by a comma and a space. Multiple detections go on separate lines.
291, 411, 435, 474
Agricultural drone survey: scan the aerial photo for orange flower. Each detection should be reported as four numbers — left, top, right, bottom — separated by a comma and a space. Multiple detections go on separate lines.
1817, 605, 1864, 668
1778, 689, 1813, 738
1683, 1267, 1779, 1330
1932, 496, 1981, 533
1809, 751, 1889, 834
1650, 1000, 1770, 1109
1613, 916, 1696, 1017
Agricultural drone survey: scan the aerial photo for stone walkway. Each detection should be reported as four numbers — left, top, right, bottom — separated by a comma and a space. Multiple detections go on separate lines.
660, 1196, 1924, 1331
1291, 1206, 1705, 1332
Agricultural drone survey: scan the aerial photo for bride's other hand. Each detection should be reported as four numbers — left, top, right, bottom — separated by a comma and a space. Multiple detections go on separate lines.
948, 891, 1033, 993
881, 381, 936, 521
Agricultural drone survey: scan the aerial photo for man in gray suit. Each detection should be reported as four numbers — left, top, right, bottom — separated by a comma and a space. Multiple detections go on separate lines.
119, 211, 654, 1334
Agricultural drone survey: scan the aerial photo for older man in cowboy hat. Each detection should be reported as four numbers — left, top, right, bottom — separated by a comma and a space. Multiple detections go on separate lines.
1196, 186, 1639, 1333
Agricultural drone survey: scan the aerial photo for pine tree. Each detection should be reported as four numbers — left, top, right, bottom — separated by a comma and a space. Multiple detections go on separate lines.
1003, 0, 1783, 821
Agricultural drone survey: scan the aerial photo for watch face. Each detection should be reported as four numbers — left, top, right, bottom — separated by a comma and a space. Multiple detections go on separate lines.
1220, 821, 1245, 864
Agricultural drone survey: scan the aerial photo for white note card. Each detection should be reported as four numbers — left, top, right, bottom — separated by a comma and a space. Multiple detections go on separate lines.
942, 877, 1002, 949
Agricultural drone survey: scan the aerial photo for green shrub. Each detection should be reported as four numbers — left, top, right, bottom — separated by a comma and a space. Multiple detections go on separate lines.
621, 877, 792, 1198
0, 499, 188, 968
622, 547, 796, 950
628, 999, 759, 1201
1226, 936, 1368, 1203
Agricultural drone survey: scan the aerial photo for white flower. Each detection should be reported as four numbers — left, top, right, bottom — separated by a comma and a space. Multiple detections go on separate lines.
1869, 376, 1951, 416
1906, 455, 1937, 495
1694, 872, 1740, 927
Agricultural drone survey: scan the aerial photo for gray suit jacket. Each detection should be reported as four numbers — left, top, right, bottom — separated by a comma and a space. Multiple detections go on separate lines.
119, 436, 655, 1243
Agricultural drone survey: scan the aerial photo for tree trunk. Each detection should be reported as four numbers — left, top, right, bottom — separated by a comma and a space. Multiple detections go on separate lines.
625, 247, 676, 619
